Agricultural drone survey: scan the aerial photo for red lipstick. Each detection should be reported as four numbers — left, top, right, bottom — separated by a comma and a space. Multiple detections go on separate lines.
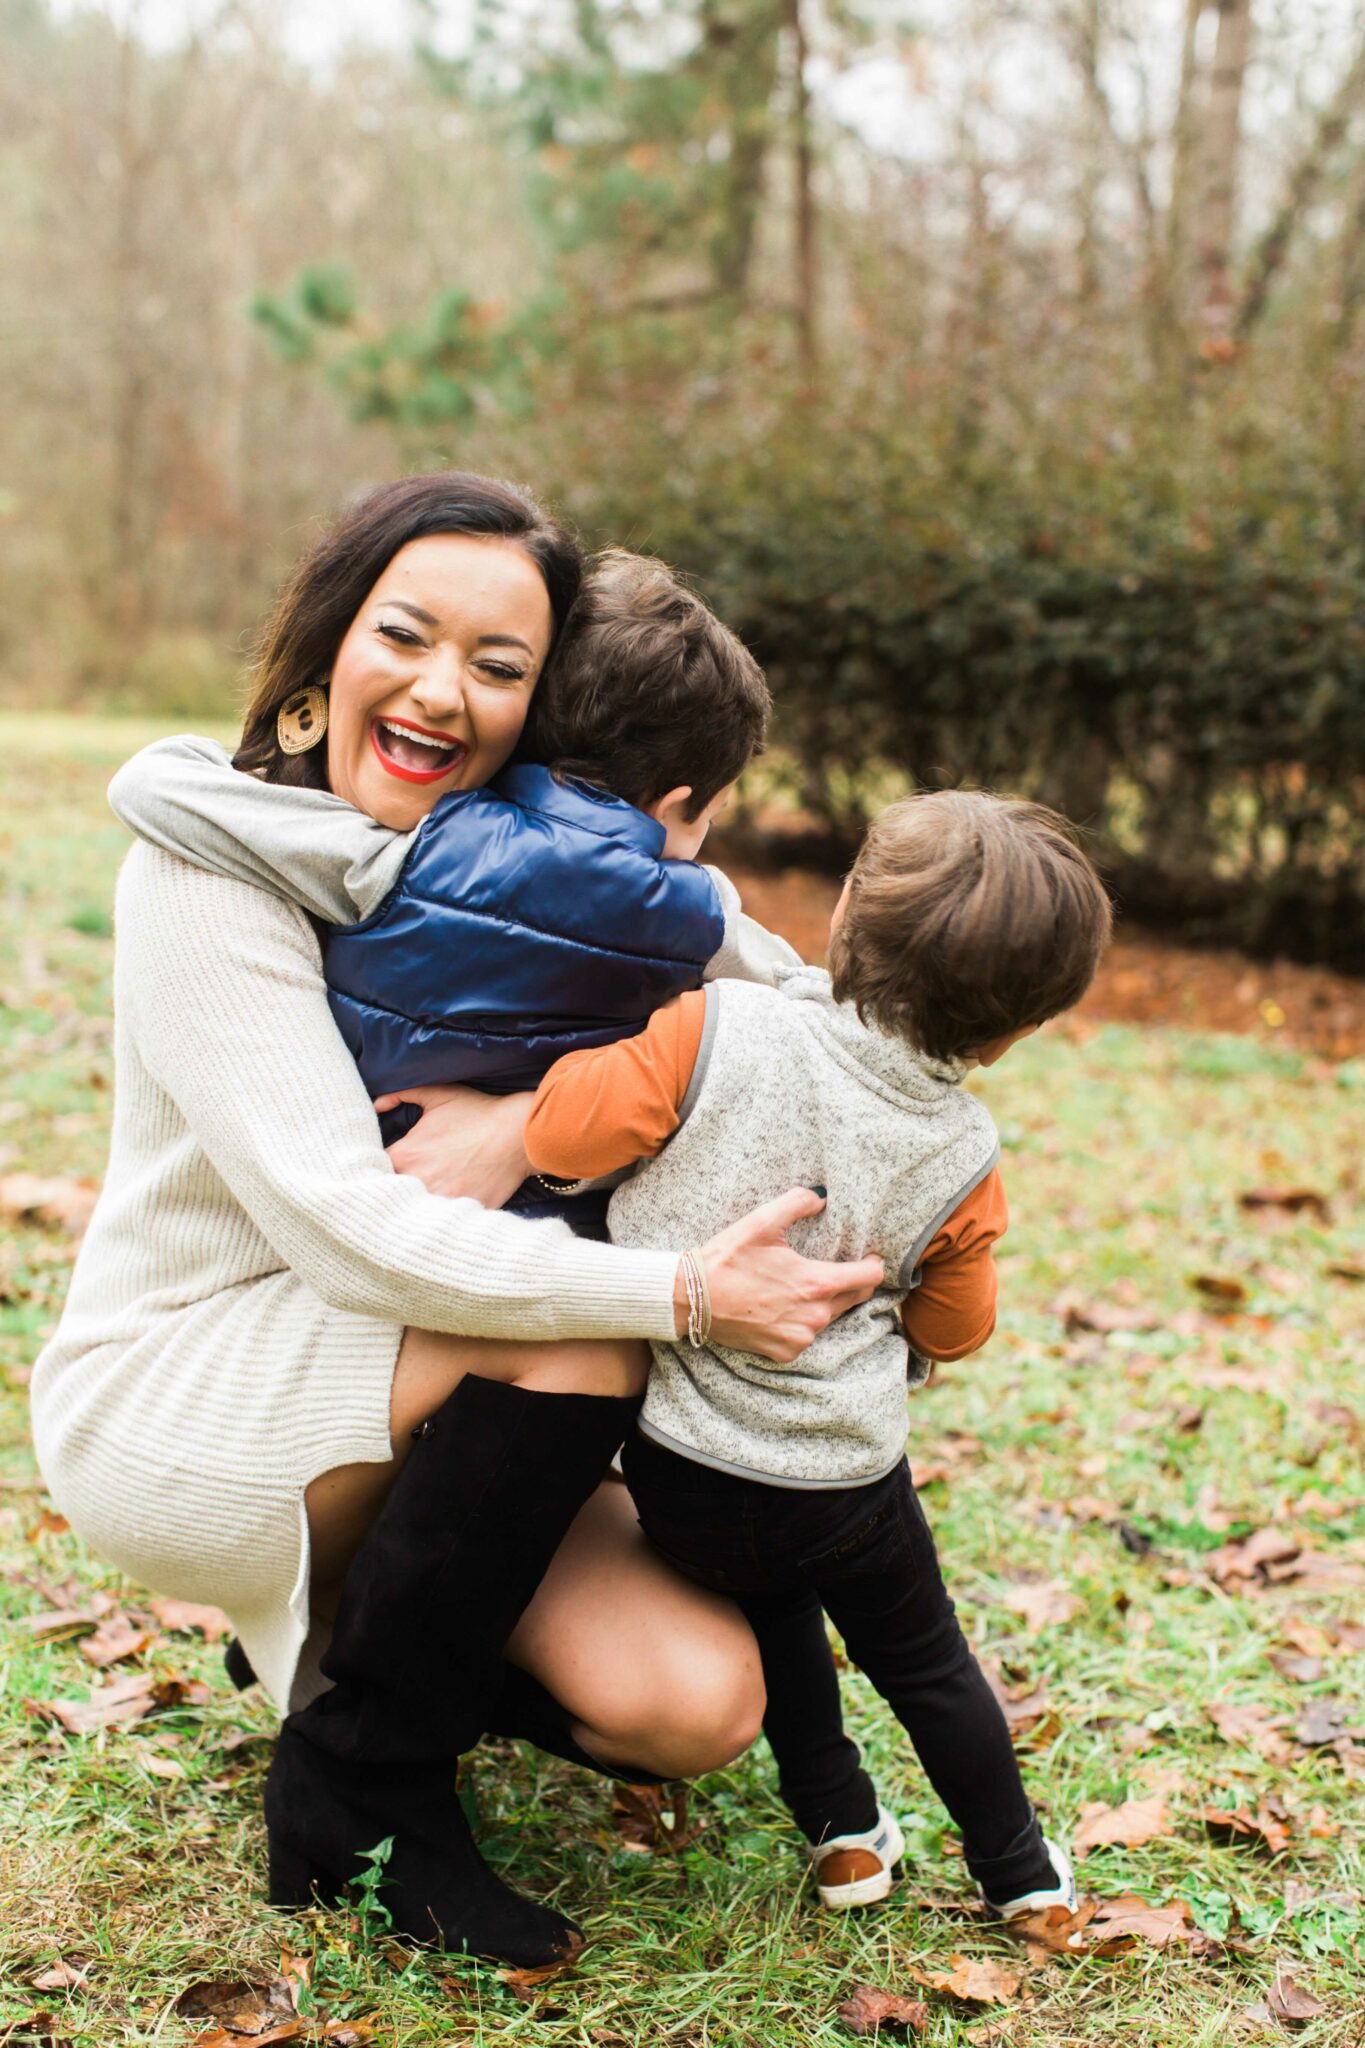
369, 716, 468, 786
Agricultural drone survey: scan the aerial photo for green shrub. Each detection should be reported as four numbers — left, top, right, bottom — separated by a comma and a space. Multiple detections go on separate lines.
571, 429, 1365, 968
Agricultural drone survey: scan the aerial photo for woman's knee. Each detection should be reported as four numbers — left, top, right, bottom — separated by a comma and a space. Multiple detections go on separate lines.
584, 1628, 766, 1779
511, 1336, 649, 1399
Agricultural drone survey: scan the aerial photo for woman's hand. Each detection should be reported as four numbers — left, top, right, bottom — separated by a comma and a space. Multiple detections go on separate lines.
680, 1187, 885, 1363
373, 1085, 533, 1206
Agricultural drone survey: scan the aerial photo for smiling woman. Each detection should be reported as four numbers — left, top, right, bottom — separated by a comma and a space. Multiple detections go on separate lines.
34, 471, 884, 1972
327, 535, 552, 815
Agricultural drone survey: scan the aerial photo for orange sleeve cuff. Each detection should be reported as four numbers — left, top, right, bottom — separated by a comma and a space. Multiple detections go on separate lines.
900, 1166, 1007, 1362
524, 990, 707, 1181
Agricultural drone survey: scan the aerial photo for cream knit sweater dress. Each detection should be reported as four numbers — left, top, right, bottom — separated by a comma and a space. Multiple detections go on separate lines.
29, 844, 695, 1710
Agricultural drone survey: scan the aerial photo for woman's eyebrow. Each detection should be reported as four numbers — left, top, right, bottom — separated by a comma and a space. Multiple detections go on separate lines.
378, 598, 440, 626
476, 633, 535, 655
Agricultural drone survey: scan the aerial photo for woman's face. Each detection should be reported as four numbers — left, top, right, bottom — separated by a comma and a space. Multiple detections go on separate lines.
326, 533, 554, 829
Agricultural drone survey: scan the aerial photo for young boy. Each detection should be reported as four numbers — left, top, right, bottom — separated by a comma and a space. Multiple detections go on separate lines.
108, 550, 790, 1237
521, 790, 1113, 1916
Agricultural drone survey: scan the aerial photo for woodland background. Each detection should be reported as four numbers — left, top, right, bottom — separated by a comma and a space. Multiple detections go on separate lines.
3, 0, 1365, 964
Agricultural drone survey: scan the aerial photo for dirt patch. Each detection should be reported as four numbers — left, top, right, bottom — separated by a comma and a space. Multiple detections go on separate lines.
722, 860, 1363, 1062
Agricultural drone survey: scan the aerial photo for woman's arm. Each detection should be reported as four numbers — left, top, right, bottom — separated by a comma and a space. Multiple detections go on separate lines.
121, 849, 882, 1360
109, 735, 414, 926
120, 845, 680, 1343
701, 866, 804, 986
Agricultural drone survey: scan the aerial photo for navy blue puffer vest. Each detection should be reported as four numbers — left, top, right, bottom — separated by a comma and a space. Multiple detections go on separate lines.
324, 763, 725, 1234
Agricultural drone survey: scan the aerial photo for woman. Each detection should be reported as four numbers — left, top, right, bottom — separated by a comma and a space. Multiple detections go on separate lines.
30, 473, 882, 1967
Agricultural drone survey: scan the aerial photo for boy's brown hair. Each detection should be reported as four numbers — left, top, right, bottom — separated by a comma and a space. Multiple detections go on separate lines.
828, 790, 1112, 1061
524, 549, 771, 818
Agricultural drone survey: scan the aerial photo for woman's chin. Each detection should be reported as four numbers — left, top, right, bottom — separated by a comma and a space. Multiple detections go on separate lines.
339, 753, 467, 829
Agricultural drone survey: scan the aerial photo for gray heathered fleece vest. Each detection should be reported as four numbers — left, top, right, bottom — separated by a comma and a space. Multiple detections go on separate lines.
608, 966, 1000, 1488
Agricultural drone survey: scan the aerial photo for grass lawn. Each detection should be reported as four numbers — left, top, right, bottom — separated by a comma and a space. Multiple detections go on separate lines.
1, 712, 1363, 2046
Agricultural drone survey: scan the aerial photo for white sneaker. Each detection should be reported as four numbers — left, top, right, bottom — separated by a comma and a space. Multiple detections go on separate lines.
808, 1803, 906, 1909
981, 1835, 1076, 1920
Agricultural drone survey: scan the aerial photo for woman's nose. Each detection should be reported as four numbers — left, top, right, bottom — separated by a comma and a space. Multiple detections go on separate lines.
408, 648, 467, 722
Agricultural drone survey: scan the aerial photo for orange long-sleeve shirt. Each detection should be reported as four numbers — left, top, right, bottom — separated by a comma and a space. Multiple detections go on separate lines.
525, 991, 1006, 1362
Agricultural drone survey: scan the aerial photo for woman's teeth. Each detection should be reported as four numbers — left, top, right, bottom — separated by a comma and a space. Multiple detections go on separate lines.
374, 718, 464, 774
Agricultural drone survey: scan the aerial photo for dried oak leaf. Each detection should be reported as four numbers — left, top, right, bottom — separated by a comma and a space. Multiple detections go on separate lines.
13, 1608, 99, 1642
497, 1958, 579, 2002
26, 1961, 90, 1993
1206, 1701, 1294, 1763
909, 1957, 1024, 2006
1239, 1186, 1331, 1222
1268, 1650, 1325, 1685
1207, 1526, 1301, 1587
174, 1973, 298, 2035
149, 1597, 231, 1642
0, 1172, 99, 1237
1073, 1796, 1171, 1855
836, 1985, 930, 2036
1295, 1699, 1358, 1749
610, 1780, 699, 1853
78, 1616, 157, 1668
1002, 1581, 1081, 1635
1190, 1273, 1248, 1310
1062, 1298, 1160, 1336
29, 1671, 160, 1736
1264, 1973, 1326, 2027
1202, 1801, 1294, 1856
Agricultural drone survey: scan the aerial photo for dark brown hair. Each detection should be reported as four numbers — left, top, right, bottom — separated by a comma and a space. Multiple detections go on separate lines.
828, 790, 1113, 1060
234, 472, 583, 788
523, 548, 771, 817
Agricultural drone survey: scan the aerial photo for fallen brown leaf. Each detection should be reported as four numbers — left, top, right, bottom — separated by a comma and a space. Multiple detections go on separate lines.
13, 1608, 99, 1641
1202, 1800, 1294, 1856
27, 1509, 70, 1539
191, 2029, 303, 2048
1073, 1796, 1171, 1854
609, 1781, 700, 1853
320, 2026, 376, 2046
1062, 1297, 1160, 1336
836, 1984, 930, 2036
1004, 1892, 1220, 1963
175, 1974, 298, 2035
1326, 1259, 1365, 1282
78, 1616, 157, 1668
1002, 1580, 1081, 1634
1268, 1649, 1325, 1684
982, 1664, 1056, 1747
910, 1956, 1024, 2006
29, 1671, 159, 1736
1238, 1186, 1331, 1221
1265, 1972, 1325, 2026
497, 1958, 578, 2002
26, 1961, 90, 1993
1190, 1272, 1248, 1310
1206, 1701, 1294, 1763
1206, 1527, 1302, 1588
149, 1596, 231, 1642
0, 1172, 99, 1237
1295, 1699, 1358, 1749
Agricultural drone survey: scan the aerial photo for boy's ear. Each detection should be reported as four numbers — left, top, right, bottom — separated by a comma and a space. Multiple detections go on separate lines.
647, 785, 694, 826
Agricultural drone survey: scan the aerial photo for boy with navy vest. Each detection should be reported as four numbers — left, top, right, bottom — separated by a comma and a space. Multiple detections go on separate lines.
521, 791, 1112, 1918
108, 550, 791, 1239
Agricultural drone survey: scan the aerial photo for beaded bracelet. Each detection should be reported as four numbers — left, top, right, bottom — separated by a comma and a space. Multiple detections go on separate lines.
679, 1248, 713, 1348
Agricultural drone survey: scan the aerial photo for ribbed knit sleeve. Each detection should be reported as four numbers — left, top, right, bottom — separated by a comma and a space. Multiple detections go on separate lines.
118, 846, 681, 1343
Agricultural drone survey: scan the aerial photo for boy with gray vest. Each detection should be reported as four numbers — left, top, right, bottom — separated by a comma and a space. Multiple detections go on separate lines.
523, 790, 1112, 1917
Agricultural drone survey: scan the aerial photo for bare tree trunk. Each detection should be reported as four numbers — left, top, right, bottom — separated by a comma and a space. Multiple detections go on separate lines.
1236, 40, 1365, 341
1074, 0, 1105, 303
1165, 0, 1207, 332
108, 14, 155, 650
1194, 0, 1253, 331
788, 0, 818, 381
700, 0, 785, 303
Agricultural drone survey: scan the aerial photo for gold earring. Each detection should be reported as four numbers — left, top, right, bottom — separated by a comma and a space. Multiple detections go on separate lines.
277, 684, 329, 755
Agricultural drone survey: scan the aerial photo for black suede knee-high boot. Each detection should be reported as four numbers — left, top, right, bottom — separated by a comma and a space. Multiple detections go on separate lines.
265, 1374, 639, 1966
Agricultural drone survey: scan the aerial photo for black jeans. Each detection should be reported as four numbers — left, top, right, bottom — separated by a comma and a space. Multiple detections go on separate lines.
621, 1432, 1050, 1898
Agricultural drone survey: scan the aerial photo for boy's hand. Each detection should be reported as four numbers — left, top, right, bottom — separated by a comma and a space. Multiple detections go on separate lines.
375, 1084, 533, 1206
687, 1187, 884, 1363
